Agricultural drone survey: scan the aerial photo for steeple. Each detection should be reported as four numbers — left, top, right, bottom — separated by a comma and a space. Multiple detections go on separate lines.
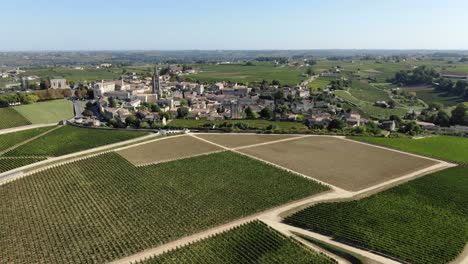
152, 64, 161, 97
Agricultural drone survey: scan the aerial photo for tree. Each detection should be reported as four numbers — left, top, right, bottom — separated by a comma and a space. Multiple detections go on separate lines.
305, 68, 314, 76
244, 106, 258, 119
450, 103, 467, 125
150, 103, 160, 113
327, 119, 345, 130
177, 107, 189, 118
180, 98, 189, 106
399, 121, 422, 136
139, 121, 150, 129
388, 100, 396, 109
82, 110, 93, 117
125, 115, 138, 127
259, 107, 274, 120
109, 98, 117, 108
39, 79, 50, 90
274, 90, 284, 100
271, 80, 281, 86
434, 111, 451, 127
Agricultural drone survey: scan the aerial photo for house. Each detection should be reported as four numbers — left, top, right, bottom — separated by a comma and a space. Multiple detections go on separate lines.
381, 120, 396, 131
50, 79, 67, 89
306, 113, 332, 128
123, 99, 141, 110
344, 112, 361, 127
374, 101, 390, 108
94, 81, 116, 97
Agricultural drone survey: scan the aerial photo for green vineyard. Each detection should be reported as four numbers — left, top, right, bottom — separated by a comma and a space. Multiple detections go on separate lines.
349, 136, 468, 164
0, 107, 31, 129
141, 221, 336, 264
0, 126, 55, 152
284, 166, 468, 264
0, 157, 47, 173
3, 125, 148, 157
0, 151, 327, 263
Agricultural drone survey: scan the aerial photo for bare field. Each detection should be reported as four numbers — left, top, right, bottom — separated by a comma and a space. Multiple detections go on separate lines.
116, 135, 223, 165
239, 136, 438, 191
195, 133, 300, 148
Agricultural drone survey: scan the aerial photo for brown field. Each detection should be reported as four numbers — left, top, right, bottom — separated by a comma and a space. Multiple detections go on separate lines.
238, 136, 438, 191
116, 135, 223, 165
195, 133, 300, 148
401, 85, 433, 92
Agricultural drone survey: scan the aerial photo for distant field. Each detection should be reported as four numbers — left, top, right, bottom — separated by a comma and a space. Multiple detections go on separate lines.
334, 89, 408, 119
239, 136, 437, 191
348, 80, 390, 102
117, 135, 223, 165
309, 77, 333, 90
0, 126, 55, 152
284, 166, 468, 264
350, 136, 468, 163
415, 89, 464, 107
13, 99, 74, 124
182, 63, 306, 85
168, 119, 308, 131
20, 67, 124, 82
0, 107, 31, 129
195, 133, 299, 148
141, 221, 335, 264
0, 151, 327, 263
4, 126, 148, 157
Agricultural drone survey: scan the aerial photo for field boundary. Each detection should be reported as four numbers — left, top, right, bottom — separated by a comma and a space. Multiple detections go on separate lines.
0, 126, 60, 155
0, 123, 57, 135
0, 133, 161, 186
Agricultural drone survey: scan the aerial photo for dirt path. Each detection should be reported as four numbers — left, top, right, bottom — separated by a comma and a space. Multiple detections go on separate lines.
0, 123, 57, 135
0, 133, 161, 186
0, 125, 61, 155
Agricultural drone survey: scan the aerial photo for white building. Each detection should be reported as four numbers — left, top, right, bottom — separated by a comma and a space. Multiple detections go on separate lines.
94, 81, 116, 97
50, 79, 67, 89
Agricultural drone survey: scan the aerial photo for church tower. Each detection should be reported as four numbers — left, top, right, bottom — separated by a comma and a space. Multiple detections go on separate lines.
152, 65, 162, 97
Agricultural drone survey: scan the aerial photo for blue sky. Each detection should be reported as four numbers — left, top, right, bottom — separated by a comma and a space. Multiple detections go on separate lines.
1, 0, 467, 51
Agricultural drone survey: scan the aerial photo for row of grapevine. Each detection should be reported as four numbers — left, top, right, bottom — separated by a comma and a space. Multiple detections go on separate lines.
0, 108, 31, 129
284, 166, 468, 264
3, 125, 149, 157
140, 221, 336, 264
0, 126, 55, 152
0, 157, 46, 173
0, 151, 327, 263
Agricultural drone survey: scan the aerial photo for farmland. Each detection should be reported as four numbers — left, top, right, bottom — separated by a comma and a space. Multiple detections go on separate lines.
238, 136, 437, 191
13, 99, 74, 124
195, 133, 299, 148
350, 136, 468, 163
284, 166, 468, 264
0, 157, 47, 173
3, 125, 148, 157
19, 67, 124, 82
141, 221, 335, 264
309, 77, 333, 90
167, 119, 308, 131
117, 135, 223, 165
415, 89, 464, 107
0, 126, 55, 152
0, 151, 327, 263
181, 63, 307, 85
0, 107, 31, 129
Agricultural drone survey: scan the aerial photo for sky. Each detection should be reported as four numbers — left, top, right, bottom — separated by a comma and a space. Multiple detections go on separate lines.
1, 0, 468, 51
